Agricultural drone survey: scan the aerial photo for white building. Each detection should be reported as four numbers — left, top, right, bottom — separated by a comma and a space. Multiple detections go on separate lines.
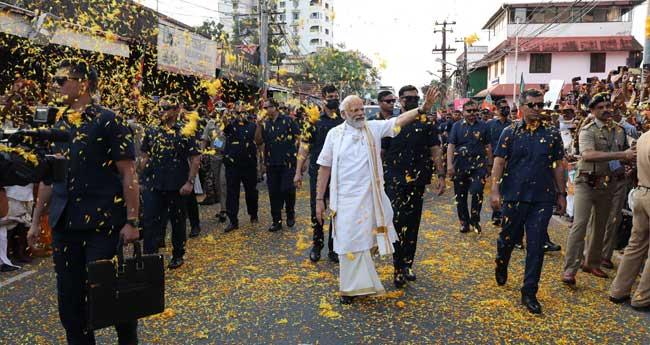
477, 1, 643, 101
218, 0, 334, 55
276, 0, 335, 54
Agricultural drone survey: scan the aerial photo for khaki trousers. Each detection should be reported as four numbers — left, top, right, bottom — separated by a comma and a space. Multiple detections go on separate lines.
610, 188, 650, 307
564, 182, 613, 274
602, 178, 629, 261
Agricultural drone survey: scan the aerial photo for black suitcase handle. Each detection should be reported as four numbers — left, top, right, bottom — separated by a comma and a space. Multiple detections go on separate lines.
116, 239, 145, 273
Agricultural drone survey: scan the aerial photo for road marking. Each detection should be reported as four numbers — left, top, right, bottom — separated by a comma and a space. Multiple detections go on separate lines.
0, 270, 35, 288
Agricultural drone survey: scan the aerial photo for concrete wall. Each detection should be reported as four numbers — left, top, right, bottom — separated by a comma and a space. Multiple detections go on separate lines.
490, 51, 629, 85
506, 21, 633, 38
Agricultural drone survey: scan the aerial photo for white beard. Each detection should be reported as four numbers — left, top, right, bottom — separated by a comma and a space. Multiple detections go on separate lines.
346, 117, 365, 129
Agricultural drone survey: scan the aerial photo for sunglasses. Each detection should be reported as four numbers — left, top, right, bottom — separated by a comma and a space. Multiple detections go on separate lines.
401, 96, 420, 102
52, 76, 82, 86
524, 102, 546, 109
381, 99, 396, 104
465, 109, 479, 114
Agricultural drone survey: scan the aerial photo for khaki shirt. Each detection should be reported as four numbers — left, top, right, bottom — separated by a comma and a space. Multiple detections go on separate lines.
577, 118, 627, 176
637, 131, 650, 187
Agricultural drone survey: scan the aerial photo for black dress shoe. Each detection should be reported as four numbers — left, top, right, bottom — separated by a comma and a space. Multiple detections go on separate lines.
460, 226, 470, 233
286, 218, 296, 228
309, 247, 322, 262
0, 264, 19, 272
543, 241, 561, 252
168, 257, 184, 269
472, 223, 482, 234
340, 296, 354, 305
224, 223, 239, 233
268, 223, 282, 232
609, 295, 630, 304
199, 198, 216, 205
514, 243, 525, 250
328, 252, 339, 263
631, 304, 650, 312
250, 216, 259, 224
521, 294, 542, 314
216, 212, 227, 223
495, 260, 508, 286
394, 271, 407, 288
189, 226, 201, 238
404, 268, 416, 281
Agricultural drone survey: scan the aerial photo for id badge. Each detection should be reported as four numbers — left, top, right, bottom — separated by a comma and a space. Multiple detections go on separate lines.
608, 160, 622, 172
213, 138, 224, 149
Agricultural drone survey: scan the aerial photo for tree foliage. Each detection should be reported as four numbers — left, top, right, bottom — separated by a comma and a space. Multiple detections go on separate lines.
300, 47, 379, 97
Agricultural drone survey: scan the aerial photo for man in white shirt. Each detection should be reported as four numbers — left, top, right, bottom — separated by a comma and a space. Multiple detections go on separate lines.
315, 87, 440, 304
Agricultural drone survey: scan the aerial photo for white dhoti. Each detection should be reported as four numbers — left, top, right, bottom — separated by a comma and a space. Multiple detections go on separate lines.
339, 250, 385, 297
317, 118, 401, 299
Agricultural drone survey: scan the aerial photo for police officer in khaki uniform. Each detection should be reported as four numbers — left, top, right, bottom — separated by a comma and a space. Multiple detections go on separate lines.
562, 93, 636, 285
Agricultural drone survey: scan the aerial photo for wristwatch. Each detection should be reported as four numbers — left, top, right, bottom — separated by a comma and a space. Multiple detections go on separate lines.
126, 218, 139, 228
417, 107, 428, 115
187, 177, 196, 185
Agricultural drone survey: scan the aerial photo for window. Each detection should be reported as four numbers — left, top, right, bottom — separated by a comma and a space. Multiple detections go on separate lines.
582, 8, 608, 22
511, 8, 527, 23
292, 12, 299, 20
325, 3, 329, 9
279, 14, 285, 21
279, 1, 285, 7
325, 28, 329, 35
310, 38, 322, 45
310, 25, 320, 33
310, 12, 321, 19
292, 25, 298, 34
590, 53, 606, 73
500, 57, 505, 74
292, 0, 299, 7
530, 53, 552, 73
310, 0, 321, 5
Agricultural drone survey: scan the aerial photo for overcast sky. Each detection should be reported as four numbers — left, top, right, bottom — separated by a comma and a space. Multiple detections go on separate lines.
139, 0, 648, 90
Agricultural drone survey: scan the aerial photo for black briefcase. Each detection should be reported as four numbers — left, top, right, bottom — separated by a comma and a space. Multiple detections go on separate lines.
86, 241, 165, 330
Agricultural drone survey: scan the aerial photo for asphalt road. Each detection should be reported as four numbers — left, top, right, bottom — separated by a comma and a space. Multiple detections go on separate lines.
1, 182, 649, 345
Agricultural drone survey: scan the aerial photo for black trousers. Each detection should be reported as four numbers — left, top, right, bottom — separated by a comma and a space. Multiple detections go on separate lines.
225, 164, 259, 225
386, 183, 426, 271
266, 165, 296, 224
142, 189, 187, 259
496, 202, 553, 296
52, 230, 138, 345
184, 193, 200, 229
309, 165, 333, 252
453, 169, 486, 227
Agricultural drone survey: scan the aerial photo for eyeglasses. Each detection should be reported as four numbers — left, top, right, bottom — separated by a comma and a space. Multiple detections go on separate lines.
381, 99, 396, 104
464, 109, 479, 114
52, 76, 82, 86
524, 102, 546, 109
401, 96, 420, 102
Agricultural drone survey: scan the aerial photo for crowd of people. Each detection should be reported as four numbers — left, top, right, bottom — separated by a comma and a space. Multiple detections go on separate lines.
2, 57, 650, 343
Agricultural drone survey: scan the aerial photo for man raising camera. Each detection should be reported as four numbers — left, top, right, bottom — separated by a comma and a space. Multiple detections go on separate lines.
28, 59, 140, 344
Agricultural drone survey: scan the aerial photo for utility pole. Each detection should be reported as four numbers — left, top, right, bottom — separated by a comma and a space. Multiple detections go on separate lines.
259, 0, 269, 90
432, 21, 456, 99
455, 38, 468, 97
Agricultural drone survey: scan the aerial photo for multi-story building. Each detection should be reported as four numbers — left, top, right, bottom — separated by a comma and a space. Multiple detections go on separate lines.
276, 0, 335, 54
218, 0, 334, 55
477, 1, 643, 101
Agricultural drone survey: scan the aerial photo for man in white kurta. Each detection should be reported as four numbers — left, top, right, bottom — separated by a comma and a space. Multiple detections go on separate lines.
315, 90, 440, 304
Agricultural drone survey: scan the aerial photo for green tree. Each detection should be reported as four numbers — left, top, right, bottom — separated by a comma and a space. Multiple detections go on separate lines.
299, 47, 380, 97
195, 20, 228, 44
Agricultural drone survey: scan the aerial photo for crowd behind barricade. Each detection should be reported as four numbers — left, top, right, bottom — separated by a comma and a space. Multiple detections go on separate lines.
2, 57, 650, 343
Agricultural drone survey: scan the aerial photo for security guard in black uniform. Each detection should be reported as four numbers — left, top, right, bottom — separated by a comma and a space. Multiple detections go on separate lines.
140, 95, 201, 269
384, 85, 445, 288
447, 100, 493, 233
223, 103, 259, 232
294, 85, 343, 263
491, 88, 566, 314
256, 98, 300, 232
28, 59, 140, 344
